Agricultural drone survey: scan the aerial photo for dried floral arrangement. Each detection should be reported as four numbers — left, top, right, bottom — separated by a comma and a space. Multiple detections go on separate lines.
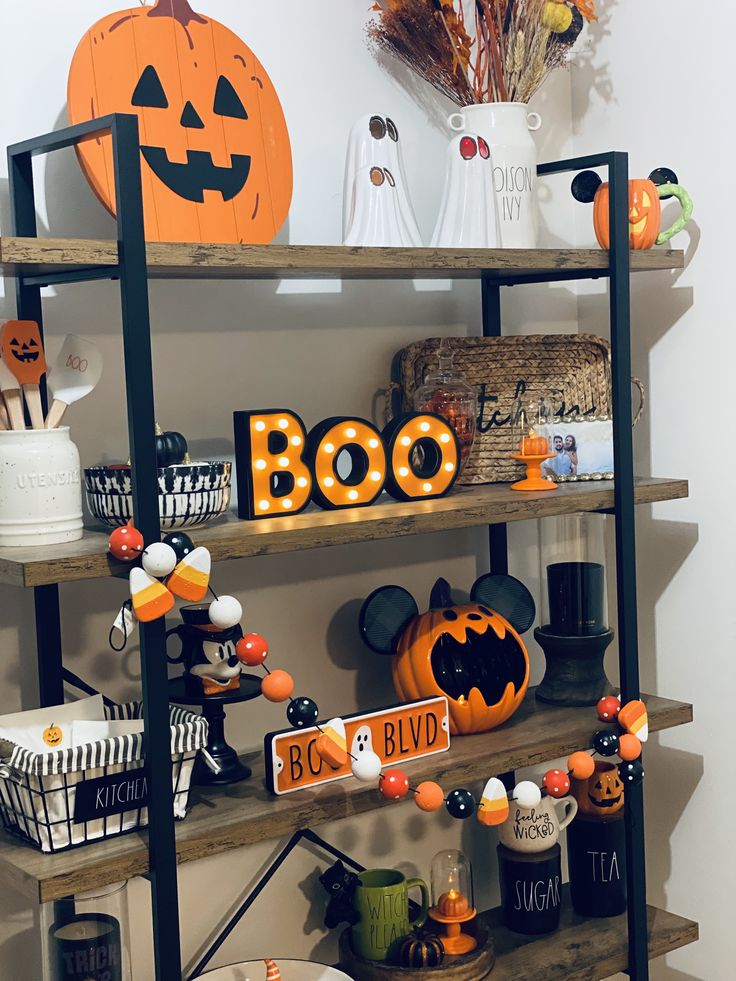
368, 0, 597, 105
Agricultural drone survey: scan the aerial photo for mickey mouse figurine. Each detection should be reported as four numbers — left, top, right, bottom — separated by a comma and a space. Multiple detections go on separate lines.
359, 573, 536, 736
571, 166, 693, 250
166, 610, 245, 697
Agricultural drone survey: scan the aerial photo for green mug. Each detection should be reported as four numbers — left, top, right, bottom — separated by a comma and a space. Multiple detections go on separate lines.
351, 869, 430, 962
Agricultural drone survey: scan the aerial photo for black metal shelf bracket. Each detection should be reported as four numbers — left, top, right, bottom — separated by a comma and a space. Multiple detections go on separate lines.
7, 114, 183, 981
491, 151, 648, 981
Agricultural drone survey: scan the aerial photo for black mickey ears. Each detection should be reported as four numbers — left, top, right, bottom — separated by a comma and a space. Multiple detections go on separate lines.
359, 585, 419, 654
571, 170, 602, 204
471, 573, 536, 634
649, 167, 678, 200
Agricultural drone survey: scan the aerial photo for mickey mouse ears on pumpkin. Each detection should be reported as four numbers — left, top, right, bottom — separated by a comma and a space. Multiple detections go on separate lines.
359, 573, 535, 655
572, 167, 680, 204
359, 585, 419, 655
470, 573, 536, 634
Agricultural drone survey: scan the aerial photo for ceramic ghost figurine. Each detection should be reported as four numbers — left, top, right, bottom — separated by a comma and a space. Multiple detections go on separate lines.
431, 133, 500, 249
344, 166, 413, 247
343, 113, 421, 246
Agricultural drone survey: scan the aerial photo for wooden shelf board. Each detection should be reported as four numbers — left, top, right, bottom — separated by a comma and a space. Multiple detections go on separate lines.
483, 890, 698, 979
0, 477, 689, 588
0, 238, 684, 281
0, 689, 692, 903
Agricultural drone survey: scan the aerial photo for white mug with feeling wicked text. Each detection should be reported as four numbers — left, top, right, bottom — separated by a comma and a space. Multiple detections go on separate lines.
497, 794, 577, 855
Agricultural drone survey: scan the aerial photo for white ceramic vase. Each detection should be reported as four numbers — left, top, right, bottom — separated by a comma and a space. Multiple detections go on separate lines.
448, 103, 542, 248
431, 132, 500, 248
0, 427, 83, 546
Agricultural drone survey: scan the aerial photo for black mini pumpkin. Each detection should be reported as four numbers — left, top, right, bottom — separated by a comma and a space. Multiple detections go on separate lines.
398, 932, 445, 968
155, 426, 188, 467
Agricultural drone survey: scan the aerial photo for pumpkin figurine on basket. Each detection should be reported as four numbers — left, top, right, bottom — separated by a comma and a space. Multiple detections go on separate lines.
360, 573, 536, 735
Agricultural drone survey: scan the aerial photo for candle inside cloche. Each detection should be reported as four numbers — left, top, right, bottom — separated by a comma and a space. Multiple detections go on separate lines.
414, 339, 477, 475
428, 849, 478, 954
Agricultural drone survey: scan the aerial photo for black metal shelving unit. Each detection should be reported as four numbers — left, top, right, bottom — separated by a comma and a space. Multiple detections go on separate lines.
3, 113, 680, 980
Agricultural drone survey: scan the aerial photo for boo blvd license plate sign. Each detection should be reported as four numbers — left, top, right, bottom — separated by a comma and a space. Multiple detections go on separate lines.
265, 697, 450, 795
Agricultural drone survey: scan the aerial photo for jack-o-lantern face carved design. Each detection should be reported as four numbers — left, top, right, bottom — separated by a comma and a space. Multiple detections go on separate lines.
573, 761, 624, 818
68, 0, 293, 244
0, 320, 45, 385
360, 574, 535, 735
571, 167, 693, 251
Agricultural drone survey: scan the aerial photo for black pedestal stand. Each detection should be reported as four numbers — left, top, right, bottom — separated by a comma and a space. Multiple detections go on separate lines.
168, 674, 262, 786
534, 627, 615, 706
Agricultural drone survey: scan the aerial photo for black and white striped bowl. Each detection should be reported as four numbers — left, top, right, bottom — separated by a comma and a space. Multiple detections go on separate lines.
84, 462, 232, 529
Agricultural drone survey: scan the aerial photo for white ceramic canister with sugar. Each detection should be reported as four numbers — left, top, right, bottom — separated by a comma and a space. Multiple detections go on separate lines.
0, 427, 83, 546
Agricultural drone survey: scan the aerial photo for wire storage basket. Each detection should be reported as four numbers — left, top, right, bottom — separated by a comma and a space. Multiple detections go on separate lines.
0, 702, 208, 853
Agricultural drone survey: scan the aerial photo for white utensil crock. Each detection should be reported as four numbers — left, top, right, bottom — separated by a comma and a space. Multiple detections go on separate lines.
0, 427, 83, 546
449, 103, 541, 248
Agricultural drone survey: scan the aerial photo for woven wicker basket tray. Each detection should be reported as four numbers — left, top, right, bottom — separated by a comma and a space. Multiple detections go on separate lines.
389, 335, 642, 485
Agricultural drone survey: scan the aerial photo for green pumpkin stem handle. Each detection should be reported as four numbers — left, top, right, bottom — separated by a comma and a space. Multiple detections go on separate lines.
656, 183, 693, 245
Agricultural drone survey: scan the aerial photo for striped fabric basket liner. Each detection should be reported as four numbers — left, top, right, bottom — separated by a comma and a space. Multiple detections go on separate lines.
0, 702, 208, 853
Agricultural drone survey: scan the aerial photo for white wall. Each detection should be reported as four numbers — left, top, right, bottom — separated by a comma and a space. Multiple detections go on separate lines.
570, 3, 735, 979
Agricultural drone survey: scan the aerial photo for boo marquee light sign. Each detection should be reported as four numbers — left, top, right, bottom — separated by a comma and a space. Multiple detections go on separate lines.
233, 409, 460, 519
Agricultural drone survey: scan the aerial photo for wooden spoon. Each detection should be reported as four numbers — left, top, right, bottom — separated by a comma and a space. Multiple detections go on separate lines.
0, 355, 24, 430
45, 335, 103, 429
0, 320, 46, 430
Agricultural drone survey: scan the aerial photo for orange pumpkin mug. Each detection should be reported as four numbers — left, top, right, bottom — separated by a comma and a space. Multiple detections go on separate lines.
68, 0, 293, 244
571, 760, 625, 820
360, 574, 536, 735
572, 167, 693, 250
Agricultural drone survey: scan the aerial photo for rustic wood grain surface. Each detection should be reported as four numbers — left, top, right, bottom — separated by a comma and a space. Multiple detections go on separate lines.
0, 478, 689, 588
0, 690, 692, 902
0, 237, 685, 280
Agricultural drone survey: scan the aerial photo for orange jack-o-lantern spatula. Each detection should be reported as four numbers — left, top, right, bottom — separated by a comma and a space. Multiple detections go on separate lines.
0, 320, 46, 430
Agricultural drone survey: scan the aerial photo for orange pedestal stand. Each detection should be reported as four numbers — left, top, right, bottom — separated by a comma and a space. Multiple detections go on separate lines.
511, 452, 557, 492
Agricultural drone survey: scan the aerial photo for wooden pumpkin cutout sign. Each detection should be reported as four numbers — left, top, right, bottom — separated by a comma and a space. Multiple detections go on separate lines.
68, 0, 293, 244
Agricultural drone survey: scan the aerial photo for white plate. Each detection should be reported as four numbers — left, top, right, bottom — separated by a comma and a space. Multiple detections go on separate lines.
201, 961, 351, 981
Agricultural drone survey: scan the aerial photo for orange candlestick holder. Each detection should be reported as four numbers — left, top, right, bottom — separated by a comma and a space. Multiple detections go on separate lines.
511, 451, 557, 492
428, 889, 478, 955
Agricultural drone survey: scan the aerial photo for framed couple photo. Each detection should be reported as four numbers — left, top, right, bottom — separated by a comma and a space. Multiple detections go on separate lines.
536, 417, 615, 482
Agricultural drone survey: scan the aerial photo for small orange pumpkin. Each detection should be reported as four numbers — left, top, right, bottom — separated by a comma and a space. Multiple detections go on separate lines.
520, 434, 549, 456
360, 574, 535, 736
572, 760, 624, 818
43, 724, 63, 748
68, 0, 292, 244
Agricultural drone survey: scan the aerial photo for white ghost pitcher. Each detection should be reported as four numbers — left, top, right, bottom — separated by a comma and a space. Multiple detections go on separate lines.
431, 133, 500, 249
343, 113, 421, 246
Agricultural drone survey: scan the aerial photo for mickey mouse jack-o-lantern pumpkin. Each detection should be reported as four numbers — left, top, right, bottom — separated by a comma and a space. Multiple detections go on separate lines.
68, 0, 292, 244
360, 574, 535, 735
571, 167, 693, 251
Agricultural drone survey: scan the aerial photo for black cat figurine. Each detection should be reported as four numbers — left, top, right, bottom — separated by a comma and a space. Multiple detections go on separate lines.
319, 860, 360, 929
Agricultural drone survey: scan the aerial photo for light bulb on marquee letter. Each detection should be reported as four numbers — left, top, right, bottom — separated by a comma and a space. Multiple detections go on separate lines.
307, 417, 387, 510
382, 412, 460, 501
233, 410, 312, 519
